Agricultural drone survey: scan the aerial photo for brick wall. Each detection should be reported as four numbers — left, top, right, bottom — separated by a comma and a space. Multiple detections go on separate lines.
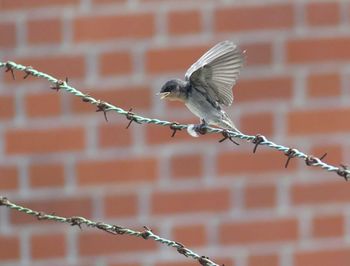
0, 1, 350, 266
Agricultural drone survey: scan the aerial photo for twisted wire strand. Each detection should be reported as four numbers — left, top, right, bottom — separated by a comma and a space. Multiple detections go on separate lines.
1, 61, 348, 179
0, 197, 215, 266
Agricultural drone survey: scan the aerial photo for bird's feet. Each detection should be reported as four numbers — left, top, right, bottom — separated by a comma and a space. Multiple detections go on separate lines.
186, 119, 208, 137
194, 119, 208, 135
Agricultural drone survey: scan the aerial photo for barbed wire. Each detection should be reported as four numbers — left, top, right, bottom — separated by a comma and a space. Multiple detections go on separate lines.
0, 197, 218, 266
1, 60, 349, 265
1, 61, 349, 180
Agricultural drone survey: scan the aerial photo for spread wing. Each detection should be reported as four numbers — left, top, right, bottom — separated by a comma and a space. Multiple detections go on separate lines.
185, 40, 245, 106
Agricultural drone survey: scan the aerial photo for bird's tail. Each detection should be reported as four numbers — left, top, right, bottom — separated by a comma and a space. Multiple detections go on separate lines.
216, 115, 242, 134
187, 115, 242, 138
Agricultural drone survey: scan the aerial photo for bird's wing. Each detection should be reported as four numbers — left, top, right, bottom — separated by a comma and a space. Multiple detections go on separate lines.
185, 41, 245, 106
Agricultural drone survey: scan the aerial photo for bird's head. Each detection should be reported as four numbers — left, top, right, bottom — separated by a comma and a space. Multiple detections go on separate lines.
158, 79, 186, 102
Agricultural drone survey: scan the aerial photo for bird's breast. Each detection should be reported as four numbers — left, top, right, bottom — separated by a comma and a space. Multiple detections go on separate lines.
185, 88, 221, 120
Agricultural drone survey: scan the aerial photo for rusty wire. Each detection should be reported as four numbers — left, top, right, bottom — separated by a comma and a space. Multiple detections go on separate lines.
0, 197, 219, 266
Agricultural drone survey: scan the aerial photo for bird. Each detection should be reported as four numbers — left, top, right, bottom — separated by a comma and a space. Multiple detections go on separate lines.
158, 40, 245, 135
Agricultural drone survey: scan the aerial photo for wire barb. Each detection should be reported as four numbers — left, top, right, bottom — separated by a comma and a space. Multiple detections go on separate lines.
95, 100, 110, 122
337, 164, 350, 181
176, 242, 191, 257
50, 79, 65, 91
67, 216, 85, 229
199, 256, 211, 266
219, 130, 239, 145
23, 66, 33, 79
252, 134, 265, 153
82, 94, 92, 103
5, 62, 15, 80
140, 226, 152, 239
170, 122, 182, 137
0, 196, 9, 206
125, 108, 141, 129
112, 225, 127, 235
305, 155, 318, 166
284, 148, 297, 168
194, 123, 208, 135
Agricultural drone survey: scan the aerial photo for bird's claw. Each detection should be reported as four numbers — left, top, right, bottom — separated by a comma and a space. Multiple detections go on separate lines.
194, 123, 208, 135
187, 122, 207, 137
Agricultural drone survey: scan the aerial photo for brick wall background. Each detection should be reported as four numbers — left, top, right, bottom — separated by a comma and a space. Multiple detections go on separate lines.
1, 0, 350, 266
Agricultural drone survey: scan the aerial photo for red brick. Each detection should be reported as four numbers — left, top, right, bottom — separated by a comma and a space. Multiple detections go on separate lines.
104, 193, 138, 218
214, 258, 234, 266
0, 95, 15, 121
287, 37, 350, 63
77, 158, 157, 186
288, 108, 350, 135
151, 188, 230, 215
306, 2, 340, 26
0, 95, 15, 119
4, 55, 85, 83
31, 232, 66, 259
310, 144, 343, 167
98, 124, 132, 148
99, 51, 133, 76
156, 262, 198, 266
146, 42, 271, 74
74, 14, 154, 42
71, 86, 151, 113
292, 181, 350, 205
240, 112, 274, 136
0, 236, 20, 260
248, 254, 278, 266
79, 232, 157, 256
146, 45, 209, 74
5, 127, 85, 154
168, 10, 202, 35
294, 248, 350, 266
145, 124, 191, 145
307, 72, 341, 98
215, 4, 293, 32
170, 154, 203, 179
219, 218, 298, 244
244, 184, 276, 209
142, 0, 199, 2
0, 0, 79, 10
11, 197, 92, 224
109, 263, 140, 266
27, 18, 62, 44
0, 165, 18, 190
312, 214, 344, 238
0, 22, 16, 48
241, 42, 273, 66
235, 76, 293, 102
29, 163, 65, 188
172, 224, 207, 247
92, 0, 126, 4
217, 150, 297, 176
25, 92, 61, 117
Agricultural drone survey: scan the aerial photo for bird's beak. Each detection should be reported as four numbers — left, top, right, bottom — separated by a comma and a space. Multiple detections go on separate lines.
157, 92, 170, 99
